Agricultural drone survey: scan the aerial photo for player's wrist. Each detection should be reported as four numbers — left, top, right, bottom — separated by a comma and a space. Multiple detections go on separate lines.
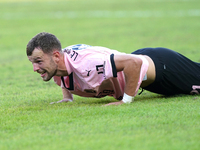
122, 93, 134, 104
63, 98, 73, 102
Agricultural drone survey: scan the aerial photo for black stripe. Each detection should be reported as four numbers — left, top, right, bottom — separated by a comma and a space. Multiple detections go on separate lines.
61, 76, 67, 89
110, 54, 117, 77
61, 73, 74, 90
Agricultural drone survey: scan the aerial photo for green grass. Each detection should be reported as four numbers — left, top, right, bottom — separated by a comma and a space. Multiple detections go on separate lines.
0, 0, 200, 149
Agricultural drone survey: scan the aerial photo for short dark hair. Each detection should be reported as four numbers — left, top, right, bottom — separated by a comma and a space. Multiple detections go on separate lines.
26, 32, 62, 56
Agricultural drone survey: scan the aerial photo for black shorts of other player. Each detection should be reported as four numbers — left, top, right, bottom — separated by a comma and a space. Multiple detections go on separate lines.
132, 47, 200, 95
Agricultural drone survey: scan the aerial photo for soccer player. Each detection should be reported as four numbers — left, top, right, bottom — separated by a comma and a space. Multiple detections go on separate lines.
26, 32, 200, 106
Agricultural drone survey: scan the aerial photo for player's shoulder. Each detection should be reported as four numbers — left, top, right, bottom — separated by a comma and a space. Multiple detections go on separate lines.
62, 44, 92, 52
62, 44, 123, 56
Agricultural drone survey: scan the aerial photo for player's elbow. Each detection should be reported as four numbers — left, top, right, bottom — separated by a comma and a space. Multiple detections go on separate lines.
130, 57, 143, 71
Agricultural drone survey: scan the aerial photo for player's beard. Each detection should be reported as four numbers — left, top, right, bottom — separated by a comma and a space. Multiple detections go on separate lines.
42, 58, 58, 82
43, 68, 57, 81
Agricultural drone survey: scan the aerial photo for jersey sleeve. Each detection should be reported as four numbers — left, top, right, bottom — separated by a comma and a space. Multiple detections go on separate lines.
93, 48, 119, 80
53, 76, 62, 87
53, 76, 71, 89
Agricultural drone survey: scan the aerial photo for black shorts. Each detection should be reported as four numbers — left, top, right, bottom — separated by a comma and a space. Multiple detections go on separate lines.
132, 47, 200, 95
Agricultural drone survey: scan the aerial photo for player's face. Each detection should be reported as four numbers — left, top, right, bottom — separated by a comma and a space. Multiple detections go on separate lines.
28, 48, 58, 81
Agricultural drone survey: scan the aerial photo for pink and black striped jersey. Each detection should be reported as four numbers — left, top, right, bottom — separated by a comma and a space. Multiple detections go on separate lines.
53, 44, 149, 100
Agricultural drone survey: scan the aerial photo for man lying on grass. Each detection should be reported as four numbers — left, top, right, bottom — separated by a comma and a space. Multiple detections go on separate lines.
26, 32, 200, 106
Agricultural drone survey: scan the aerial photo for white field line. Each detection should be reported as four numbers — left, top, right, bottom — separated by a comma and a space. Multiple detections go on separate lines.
1, 10, 200, 20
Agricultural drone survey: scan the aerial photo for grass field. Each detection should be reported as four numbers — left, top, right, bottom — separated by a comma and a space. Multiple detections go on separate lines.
0, 0, 200, 149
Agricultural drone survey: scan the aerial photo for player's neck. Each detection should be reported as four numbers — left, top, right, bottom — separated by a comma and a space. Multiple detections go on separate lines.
55, 54, 69, 76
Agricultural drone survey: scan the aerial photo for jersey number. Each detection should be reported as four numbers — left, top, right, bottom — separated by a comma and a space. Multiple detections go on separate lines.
71, 51, 78, 61
96, 65, 104, 74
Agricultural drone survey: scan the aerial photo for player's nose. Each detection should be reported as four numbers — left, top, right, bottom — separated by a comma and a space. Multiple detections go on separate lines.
33, 63, 39, 72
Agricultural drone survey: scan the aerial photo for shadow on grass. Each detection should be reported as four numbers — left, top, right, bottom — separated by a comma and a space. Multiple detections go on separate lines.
75, 92, 163, 105
77, 91, 200, 105
47, 90, 200, 106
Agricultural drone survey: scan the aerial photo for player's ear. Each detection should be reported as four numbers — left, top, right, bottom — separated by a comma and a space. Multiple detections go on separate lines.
52, 50, 60, 63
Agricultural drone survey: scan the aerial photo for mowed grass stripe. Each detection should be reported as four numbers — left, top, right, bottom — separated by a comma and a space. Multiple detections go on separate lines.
1, 10, 200, 20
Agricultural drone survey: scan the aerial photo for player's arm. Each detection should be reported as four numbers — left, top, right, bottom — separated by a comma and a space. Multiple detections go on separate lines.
50, 87, 73, 104
60, 87, 73, 102
105, 54, 142, 106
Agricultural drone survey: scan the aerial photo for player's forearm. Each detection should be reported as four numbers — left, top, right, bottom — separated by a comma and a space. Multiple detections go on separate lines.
122, 57, 142, 103
123, 67, 140, 96
62, 87, 73, 100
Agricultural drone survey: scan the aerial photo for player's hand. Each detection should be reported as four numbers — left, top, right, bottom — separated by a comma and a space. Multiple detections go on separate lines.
50, 98, 73, 104
104, 100, 125, 106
